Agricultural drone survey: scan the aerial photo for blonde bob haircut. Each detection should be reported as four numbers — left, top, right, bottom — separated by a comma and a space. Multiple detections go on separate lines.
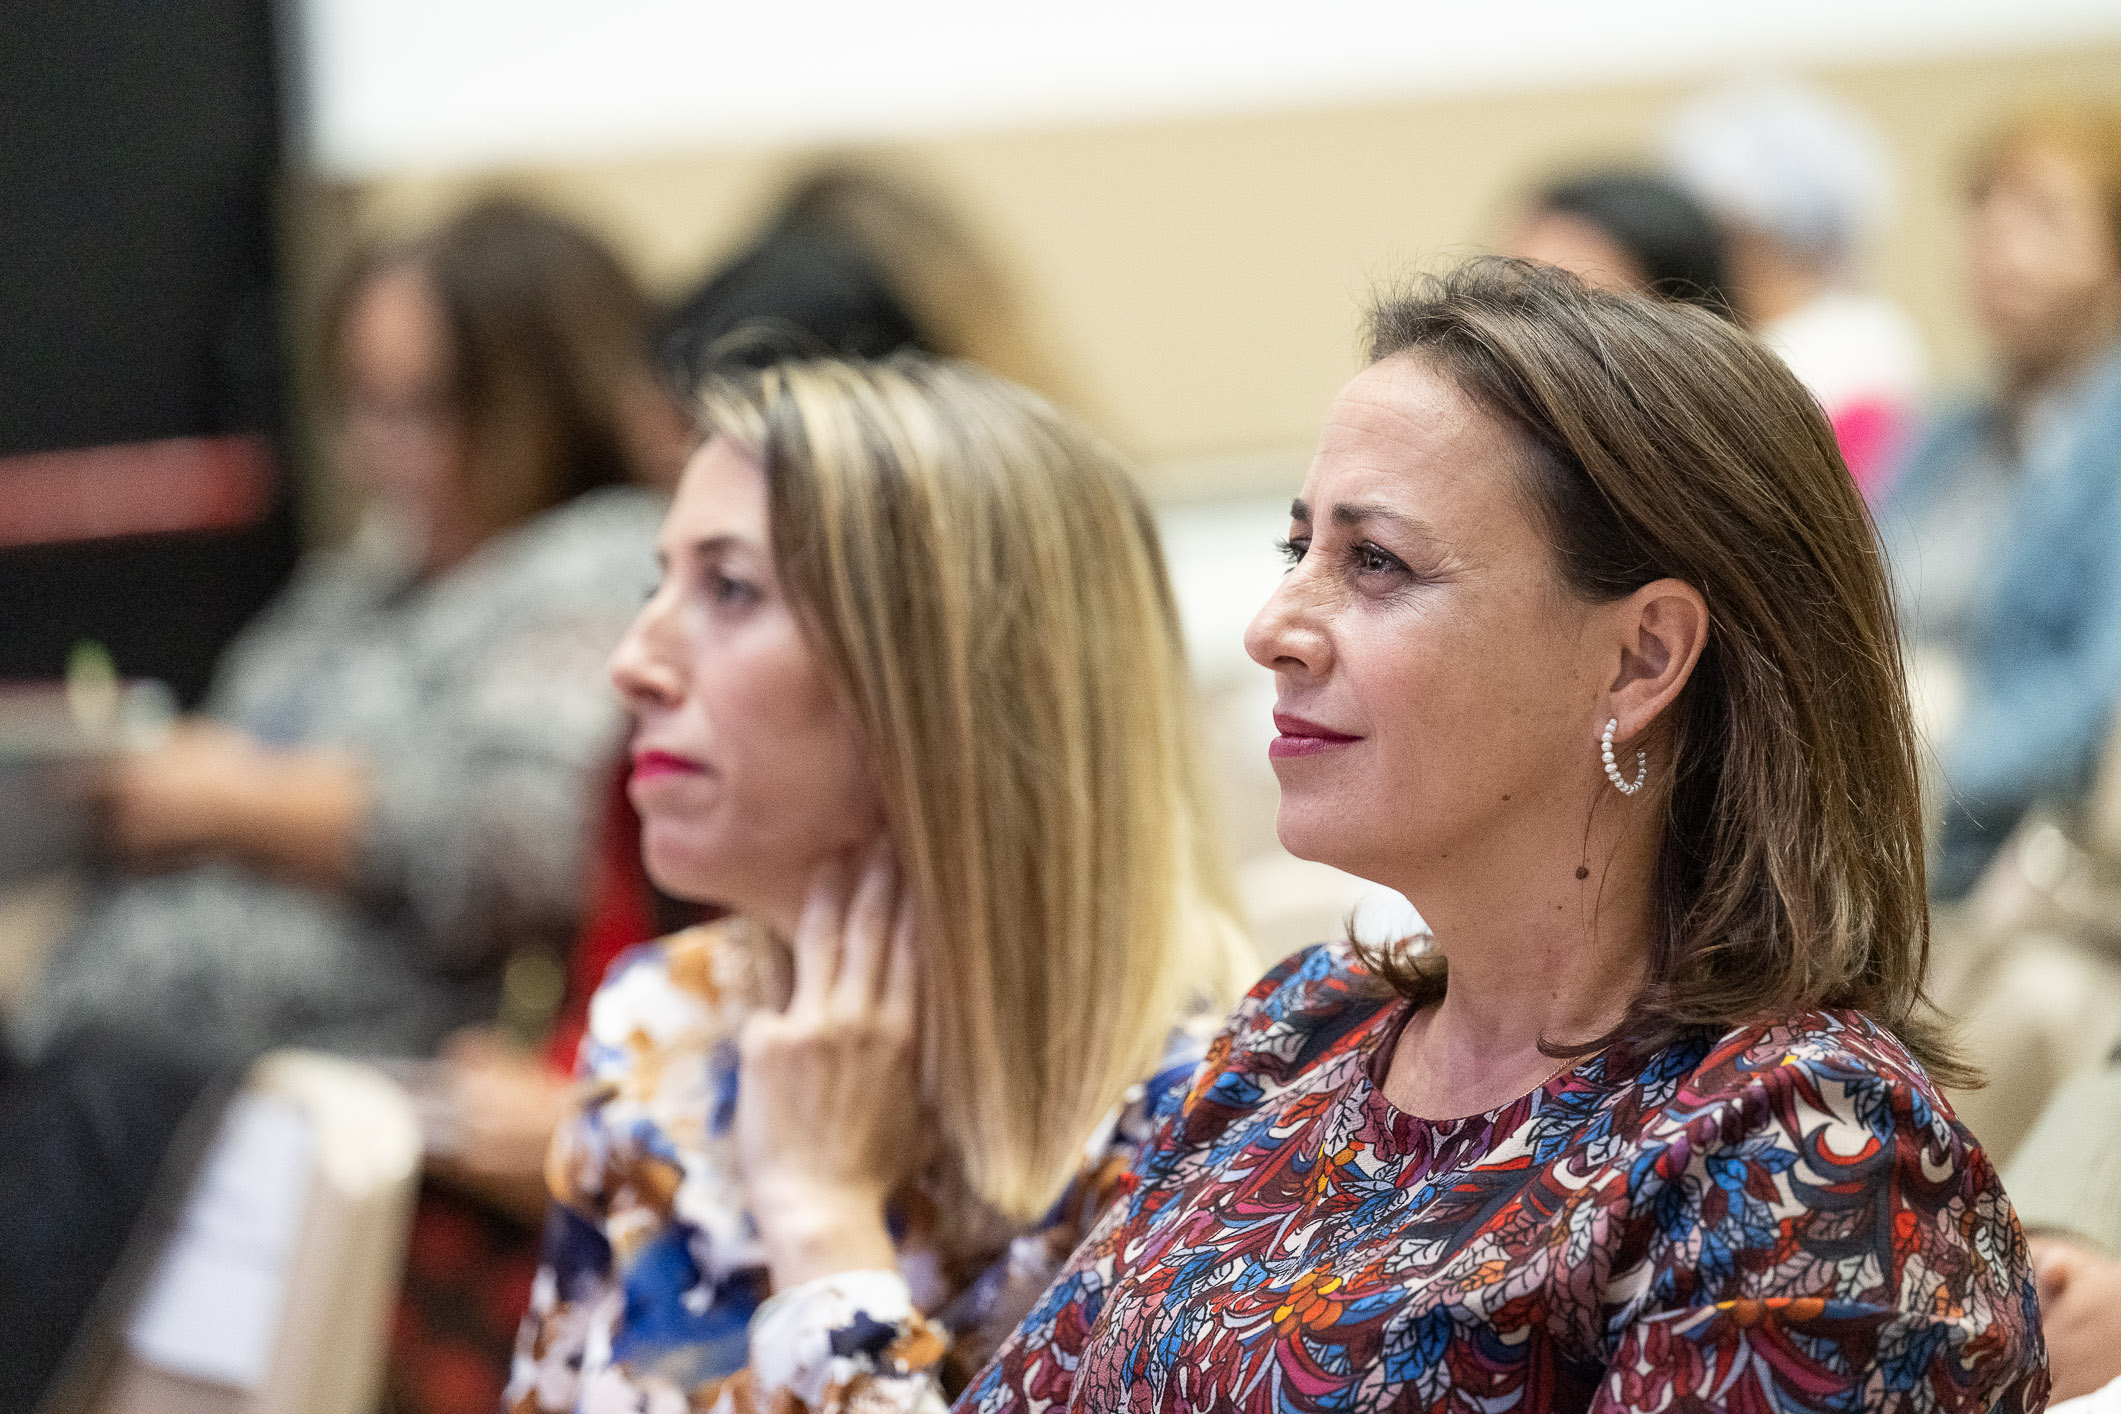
696, 355, 1254, 1221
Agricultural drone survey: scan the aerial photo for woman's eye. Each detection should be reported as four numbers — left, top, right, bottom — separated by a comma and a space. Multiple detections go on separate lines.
1274, 536, 1309, 567
1352, 542, 1407, 575
709, 573, 761, 608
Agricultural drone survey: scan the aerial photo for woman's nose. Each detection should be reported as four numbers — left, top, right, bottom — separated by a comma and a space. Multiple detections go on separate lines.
609, 591, 684, 709
1245, 573, 1330, 678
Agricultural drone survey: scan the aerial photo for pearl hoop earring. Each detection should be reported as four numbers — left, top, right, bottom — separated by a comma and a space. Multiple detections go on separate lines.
1602, 718, 1646, 796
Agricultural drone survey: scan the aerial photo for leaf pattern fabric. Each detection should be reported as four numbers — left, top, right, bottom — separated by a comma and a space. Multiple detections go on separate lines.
739, 939, 2046, 1414
960, 939, 2047, 1413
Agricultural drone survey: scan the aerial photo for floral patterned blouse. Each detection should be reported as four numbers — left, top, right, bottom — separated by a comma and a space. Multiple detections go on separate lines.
505, 921, 1217, 1413
717, 938, 2048, 1414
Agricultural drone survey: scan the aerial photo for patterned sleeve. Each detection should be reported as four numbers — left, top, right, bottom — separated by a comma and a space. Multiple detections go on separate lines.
509, 931, 767, 1414
1592, 1044, 2050, 1414
713, 1019, 1223, 1414
952, 948, 1324, 1414
507, 964, 638, 1414
509, 1065, 619, 1410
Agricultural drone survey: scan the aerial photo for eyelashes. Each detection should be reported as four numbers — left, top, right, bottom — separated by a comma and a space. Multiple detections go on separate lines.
639, 572, 762, 609
708, 573, 761, 608
1351, 542, 1408, 576
1273, 535, 1415, 580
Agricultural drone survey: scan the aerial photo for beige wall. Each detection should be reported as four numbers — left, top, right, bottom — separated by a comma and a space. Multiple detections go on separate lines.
312, 41, 2121, 500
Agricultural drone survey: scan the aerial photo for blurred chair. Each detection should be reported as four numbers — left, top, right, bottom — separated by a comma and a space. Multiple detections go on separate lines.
90, 1052, 418, 1414
1933, 710, 2121, 1164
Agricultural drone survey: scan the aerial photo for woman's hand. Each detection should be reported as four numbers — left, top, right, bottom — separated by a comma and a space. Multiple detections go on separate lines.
2032, 1234, 2121, 1401
101, 720, 270, 867
425, 1028, 575, 1222
737, 844, 924, 1292
99, 719, 367, 890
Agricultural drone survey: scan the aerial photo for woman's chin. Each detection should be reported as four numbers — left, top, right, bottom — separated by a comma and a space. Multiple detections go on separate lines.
1273, 806, 1357, 874
638, 828, 727, 906
1275, 801, 1423, 893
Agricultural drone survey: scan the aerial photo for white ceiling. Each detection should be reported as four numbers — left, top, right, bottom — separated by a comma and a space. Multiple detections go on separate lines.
295, 0, 2121, 177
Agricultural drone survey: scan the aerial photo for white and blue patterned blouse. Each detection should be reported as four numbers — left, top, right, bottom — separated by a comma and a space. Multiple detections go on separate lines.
507, 920, 1214, 1414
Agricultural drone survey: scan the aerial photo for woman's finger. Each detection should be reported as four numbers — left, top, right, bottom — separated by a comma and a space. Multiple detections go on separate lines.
881, 889, 920, 1036
789, 854, 852, 1019
834, 838, 897, 1012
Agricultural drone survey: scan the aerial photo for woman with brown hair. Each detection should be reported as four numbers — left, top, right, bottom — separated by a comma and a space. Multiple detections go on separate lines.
712, 259, 2047, 1414
14, 196, 686, 1065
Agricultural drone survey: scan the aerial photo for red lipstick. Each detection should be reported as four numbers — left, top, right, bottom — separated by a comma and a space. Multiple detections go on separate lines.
631, 748, 706, 782
1269, 711, 1363, 760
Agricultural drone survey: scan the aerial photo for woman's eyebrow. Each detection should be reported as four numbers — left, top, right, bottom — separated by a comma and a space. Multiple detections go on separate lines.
653, 531, 754, 572
683, 533, 750, 560
1329, 501, 1428, 537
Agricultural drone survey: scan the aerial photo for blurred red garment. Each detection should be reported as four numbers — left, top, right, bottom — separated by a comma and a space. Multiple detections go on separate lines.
385, 758, 704, 1414
1757, 291, 1926, 504
544, 764, 667, 1075
1831, 397, 1914, 502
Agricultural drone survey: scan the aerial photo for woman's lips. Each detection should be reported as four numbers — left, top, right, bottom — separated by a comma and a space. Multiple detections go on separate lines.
1269, 712, 1363, 760
630, 748, 707, 782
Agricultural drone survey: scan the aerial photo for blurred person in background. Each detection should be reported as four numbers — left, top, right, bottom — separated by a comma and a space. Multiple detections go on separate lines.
1505, 168, 1733, 313
507, 356, 1253, 1413
1876, 107, 2121, 1171
1666, 78, 1928, 499
391, 167, 985, 1414
1883, 108, 2121, 904
660, 167, 941, 382
662, 166, 1070, 410
9, 196, 686, 1068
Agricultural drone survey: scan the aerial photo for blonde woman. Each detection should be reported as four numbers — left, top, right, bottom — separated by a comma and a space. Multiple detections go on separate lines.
506, 357, 1251, 1413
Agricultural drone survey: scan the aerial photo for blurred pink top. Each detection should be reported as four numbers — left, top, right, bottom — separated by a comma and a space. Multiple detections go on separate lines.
1761, 291, 1927, 504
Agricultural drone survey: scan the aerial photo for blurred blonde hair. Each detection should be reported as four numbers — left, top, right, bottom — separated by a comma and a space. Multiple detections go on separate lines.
1972, 105, 2121, 256
698, 356, 1253, 1220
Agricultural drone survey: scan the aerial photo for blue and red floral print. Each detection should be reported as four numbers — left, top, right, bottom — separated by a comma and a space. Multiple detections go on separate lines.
744, 938, 2045, 1414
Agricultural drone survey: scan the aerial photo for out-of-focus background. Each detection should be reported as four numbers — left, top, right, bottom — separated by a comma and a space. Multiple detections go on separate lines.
303, 2, 2110, 492
5, 2, 2121, 1411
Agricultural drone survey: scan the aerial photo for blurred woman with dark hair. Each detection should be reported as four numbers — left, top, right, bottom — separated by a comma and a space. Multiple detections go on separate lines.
1665, 79, 1930, 500
12, 196, 687, 1065
1506, 168, 1733, 314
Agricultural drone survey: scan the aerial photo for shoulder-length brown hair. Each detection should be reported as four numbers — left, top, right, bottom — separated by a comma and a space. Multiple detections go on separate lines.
1362, 257, 1962, 1082
325, 196, 665, 534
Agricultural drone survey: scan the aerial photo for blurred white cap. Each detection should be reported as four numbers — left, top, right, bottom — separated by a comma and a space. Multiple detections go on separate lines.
1662, 77, 1894, 268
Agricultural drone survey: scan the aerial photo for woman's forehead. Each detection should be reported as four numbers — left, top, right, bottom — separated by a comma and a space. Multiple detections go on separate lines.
1304, 362, 1521, 516
668, 438, 769, 541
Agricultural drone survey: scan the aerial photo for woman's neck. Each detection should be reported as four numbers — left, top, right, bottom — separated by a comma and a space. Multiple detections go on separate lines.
1379, 787, 1657, 1119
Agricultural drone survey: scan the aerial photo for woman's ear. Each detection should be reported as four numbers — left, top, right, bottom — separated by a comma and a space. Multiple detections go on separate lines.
1605, 577, 1708, 745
